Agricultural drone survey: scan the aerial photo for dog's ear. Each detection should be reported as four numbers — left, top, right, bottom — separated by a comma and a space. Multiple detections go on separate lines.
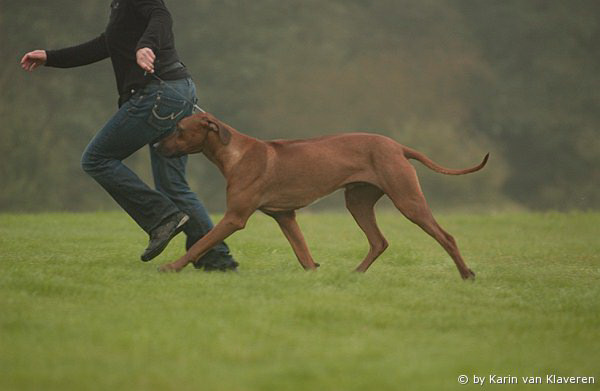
207, 120, 231, 145
206, 120, 219, 133
218, 126, 232, 145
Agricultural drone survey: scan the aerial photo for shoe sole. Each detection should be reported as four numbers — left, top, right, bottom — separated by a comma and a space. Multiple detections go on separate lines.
140, 214, 190, 262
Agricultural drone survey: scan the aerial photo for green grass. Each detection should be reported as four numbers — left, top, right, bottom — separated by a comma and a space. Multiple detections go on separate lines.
1, 211, 599, 390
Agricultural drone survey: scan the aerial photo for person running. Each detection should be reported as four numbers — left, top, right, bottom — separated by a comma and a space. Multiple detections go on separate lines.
21, 0, 237, 271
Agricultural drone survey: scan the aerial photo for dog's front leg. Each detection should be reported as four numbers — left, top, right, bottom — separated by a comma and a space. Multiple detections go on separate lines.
158, 209, 253, 272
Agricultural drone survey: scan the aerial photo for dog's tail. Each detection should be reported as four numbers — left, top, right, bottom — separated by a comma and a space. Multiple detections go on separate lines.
403, 147, 489, 175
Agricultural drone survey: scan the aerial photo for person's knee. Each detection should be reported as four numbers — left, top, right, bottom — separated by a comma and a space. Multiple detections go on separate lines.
80, 148, 95, 174
81, 148, 107, 177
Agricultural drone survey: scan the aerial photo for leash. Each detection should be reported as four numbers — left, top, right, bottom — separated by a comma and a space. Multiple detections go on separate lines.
147, 71, 206, 113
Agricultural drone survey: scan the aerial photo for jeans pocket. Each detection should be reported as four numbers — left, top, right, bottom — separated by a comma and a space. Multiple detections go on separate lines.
126, 91, 156, 117
147, 93, 188, 132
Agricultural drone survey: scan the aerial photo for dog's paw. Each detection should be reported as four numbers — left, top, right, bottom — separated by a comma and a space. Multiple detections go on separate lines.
157, 263, 179, 273
462, 269, 476, 281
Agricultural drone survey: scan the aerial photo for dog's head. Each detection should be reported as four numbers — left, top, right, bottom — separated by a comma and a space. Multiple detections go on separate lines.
155, 112, 231, 158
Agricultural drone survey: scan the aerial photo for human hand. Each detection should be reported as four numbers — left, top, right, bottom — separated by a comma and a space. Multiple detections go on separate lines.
136, 47, 155, 73
20, 50, 47, 71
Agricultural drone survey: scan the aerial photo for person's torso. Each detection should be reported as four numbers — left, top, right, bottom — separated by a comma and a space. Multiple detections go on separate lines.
105, 0, 186, 103
106, 0, 150, 56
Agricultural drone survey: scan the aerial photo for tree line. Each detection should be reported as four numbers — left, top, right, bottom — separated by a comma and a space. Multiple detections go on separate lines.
1, 0, 598, 212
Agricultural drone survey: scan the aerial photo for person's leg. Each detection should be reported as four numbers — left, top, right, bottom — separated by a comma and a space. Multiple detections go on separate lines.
150, 152, 213, 238
81, 80, 197, 261
148, 77, 237, 270
81, 96, 180, 233
150, 149, 238, 270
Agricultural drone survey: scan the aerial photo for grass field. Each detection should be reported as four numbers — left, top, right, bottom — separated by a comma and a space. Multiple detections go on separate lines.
1, 211, 599, 390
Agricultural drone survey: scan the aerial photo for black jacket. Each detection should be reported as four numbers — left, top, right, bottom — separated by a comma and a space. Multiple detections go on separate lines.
45, 0, 190, 104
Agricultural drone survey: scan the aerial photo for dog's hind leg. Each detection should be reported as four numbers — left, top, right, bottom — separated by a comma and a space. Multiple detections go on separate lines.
382, 164, 475, 280
269, 210, 320, 270
344, 184, 388, 272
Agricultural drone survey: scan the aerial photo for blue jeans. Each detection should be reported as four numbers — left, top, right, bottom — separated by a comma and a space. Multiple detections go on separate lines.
81, 77, 230, 256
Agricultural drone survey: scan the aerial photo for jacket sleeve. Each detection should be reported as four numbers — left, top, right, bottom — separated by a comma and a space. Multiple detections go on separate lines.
45, 34, 110, 68
133, 0, 173, 54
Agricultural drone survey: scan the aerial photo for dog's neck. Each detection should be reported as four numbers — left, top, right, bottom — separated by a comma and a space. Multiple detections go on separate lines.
202, 122, 257, 176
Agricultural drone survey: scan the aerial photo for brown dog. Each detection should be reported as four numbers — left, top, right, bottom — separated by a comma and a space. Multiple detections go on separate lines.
155, 112, 488, 279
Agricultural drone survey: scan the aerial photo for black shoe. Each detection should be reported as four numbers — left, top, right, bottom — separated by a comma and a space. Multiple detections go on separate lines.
141, 212, 189, 262
193, 249, 239, 272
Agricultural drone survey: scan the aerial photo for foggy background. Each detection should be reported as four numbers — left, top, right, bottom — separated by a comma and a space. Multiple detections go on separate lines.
1, 0, 598, 212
